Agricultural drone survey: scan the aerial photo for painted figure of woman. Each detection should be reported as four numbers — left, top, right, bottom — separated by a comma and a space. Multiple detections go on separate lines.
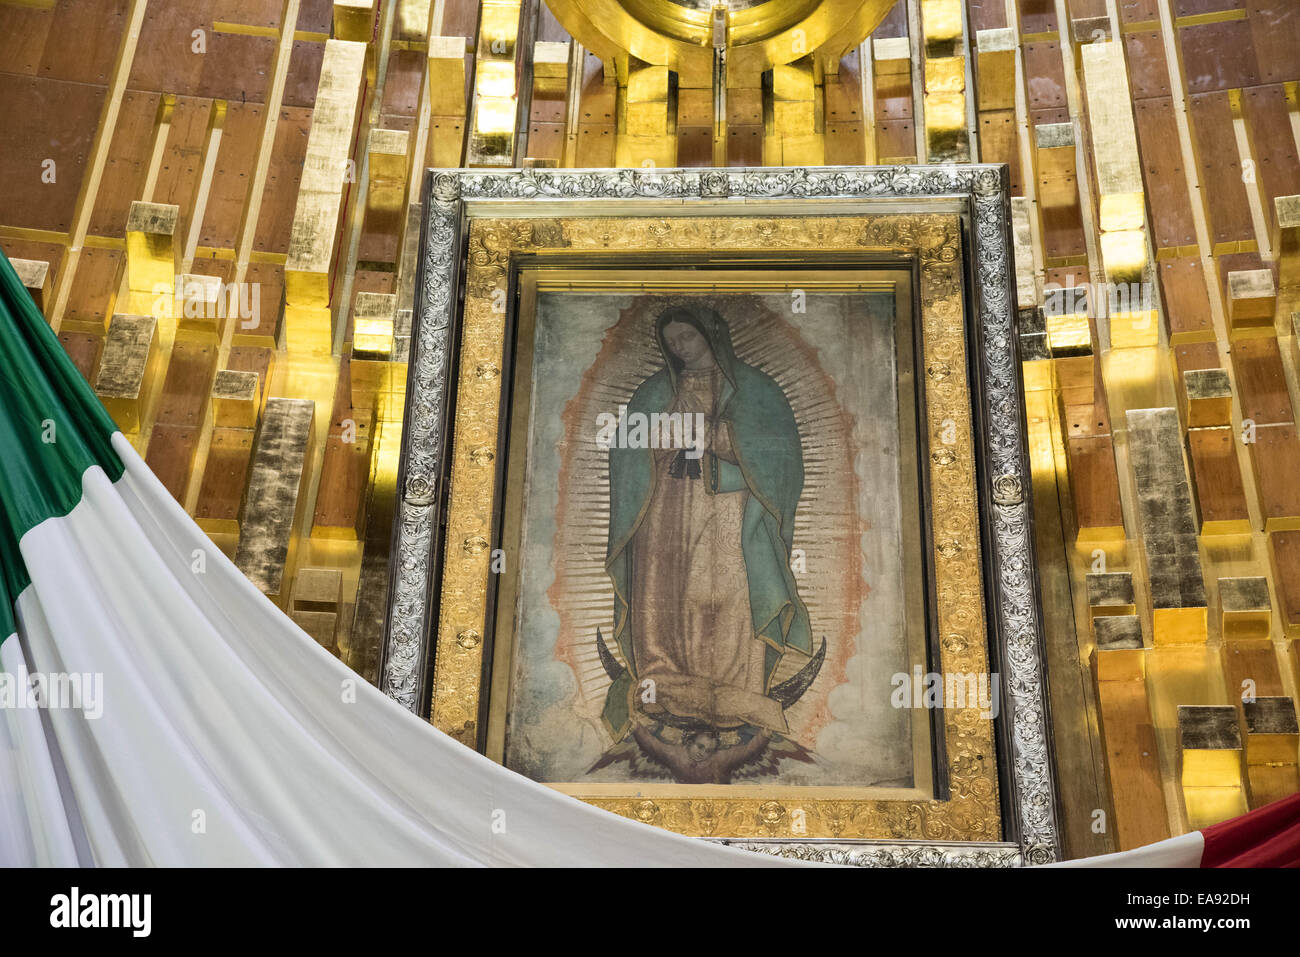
602, 305, 812, 745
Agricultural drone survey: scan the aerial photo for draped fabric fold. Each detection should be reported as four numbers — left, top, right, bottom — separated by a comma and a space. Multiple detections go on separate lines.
0, 251, 790, 867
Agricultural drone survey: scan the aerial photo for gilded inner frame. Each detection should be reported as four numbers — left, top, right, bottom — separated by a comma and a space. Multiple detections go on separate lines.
428, 212, 1000, 842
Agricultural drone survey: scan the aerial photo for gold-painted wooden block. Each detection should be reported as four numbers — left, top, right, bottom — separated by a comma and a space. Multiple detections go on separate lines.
872, 36, 912, 77
1178, 705, 1244, 789
975, 28, 1017, 112
1182, 368, 1232, 428
1219, 576, 1272, 639
285, 39, 368, 355
333, 0, 375, 43
291, 609, 339, 652
10, 258, 51, 314
1242, 697, 1299, 766
175, 273, 225, 339
367, 128, 410, 186
1227, 269, 1277, 333
211, 369, 260, 430
1011, 197, 1038, 309
1127, 408, 1209, 643
428, 36, 469, 117
1092, 614, 1145, 682
532, 41, 569, 82
292, 567, 344, 614
350, 292, 397, 411
1087, 571, 1137, 619
1152, 606, 1209, 645
125, 201, 179, 319
94, 314, 159, 435
234, 398, 317, 607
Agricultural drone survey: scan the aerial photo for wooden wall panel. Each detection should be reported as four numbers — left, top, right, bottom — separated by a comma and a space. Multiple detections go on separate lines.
0, 3, 55, 77
38, 0, 129, 87
128, 2, 211, 97
0, 75, 104, 232
1179, 21, 1261, 94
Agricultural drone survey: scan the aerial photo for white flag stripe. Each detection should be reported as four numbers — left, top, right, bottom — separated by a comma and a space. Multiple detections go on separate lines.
0, 433, 795, 867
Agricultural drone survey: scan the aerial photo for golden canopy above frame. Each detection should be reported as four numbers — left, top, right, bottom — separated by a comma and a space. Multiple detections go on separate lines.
546, 0, 896, 79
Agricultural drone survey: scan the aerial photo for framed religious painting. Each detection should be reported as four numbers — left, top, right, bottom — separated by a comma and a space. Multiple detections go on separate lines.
381, 167, 1061, 866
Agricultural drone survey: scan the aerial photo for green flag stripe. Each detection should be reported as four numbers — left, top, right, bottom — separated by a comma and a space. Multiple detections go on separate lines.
0, 250, 124, 644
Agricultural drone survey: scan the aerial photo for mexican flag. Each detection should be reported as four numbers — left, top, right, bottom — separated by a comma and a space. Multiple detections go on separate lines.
0, 251, 784, 867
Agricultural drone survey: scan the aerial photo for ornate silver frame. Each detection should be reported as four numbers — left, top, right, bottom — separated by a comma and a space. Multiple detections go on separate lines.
380, 165, 1061, 866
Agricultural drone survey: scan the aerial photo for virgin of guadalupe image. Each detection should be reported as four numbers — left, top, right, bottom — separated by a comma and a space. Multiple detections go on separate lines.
594, 305, 827, 784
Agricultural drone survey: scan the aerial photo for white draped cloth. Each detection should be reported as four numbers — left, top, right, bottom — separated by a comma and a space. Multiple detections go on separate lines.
0, 436, 793, 867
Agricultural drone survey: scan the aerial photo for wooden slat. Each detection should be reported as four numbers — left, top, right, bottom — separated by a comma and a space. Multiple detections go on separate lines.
1188, 91, 1256, 248
253, 106, 312, 255
56, 330, 104, 384
284, 39, 326, 110
197, 101, 265, 250
1120, 0, 1160, 23
87, 90, 160, 238
0, 2, 55, 77
1135, 98, 1197, 251
978, 110, 1022, 195
1241, 84, 1300, 236
226, 345, 276, 411
1124, 28, 1172, 100
154, 339, 218, 428
1231, 336, 1294, 426
310, 430, 371, 539
62, 248, 123, 328
1221, 638, 1285, 700
145, 422, 200, 502
1187, 427, 1251, 533
195, 426, 255, 534
152, 96, 214, 242
1159, 256, 1216, 342
128, 0, 210, 96
195, 31, 275, 103
968, 0, 1009, 31
1094, 680, 1171, 850
1066, 435, 1126, 537
233, 261, 284, 344
1247, 423, 1300, 530
1247, 0, 1300, 84
1268, 530, 1300, 631
1019, 0, 1059, 35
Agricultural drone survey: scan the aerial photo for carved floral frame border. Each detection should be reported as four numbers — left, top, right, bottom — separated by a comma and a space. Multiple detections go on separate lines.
382, 166, 1060, 866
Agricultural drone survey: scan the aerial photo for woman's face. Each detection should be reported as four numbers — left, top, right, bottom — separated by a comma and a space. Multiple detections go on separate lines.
663, 320, 713, 368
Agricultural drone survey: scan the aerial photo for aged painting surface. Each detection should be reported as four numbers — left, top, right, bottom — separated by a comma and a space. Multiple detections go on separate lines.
502, 287, 927, 790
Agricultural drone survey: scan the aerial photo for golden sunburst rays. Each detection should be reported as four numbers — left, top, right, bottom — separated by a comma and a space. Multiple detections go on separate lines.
529, 292, 884, 751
